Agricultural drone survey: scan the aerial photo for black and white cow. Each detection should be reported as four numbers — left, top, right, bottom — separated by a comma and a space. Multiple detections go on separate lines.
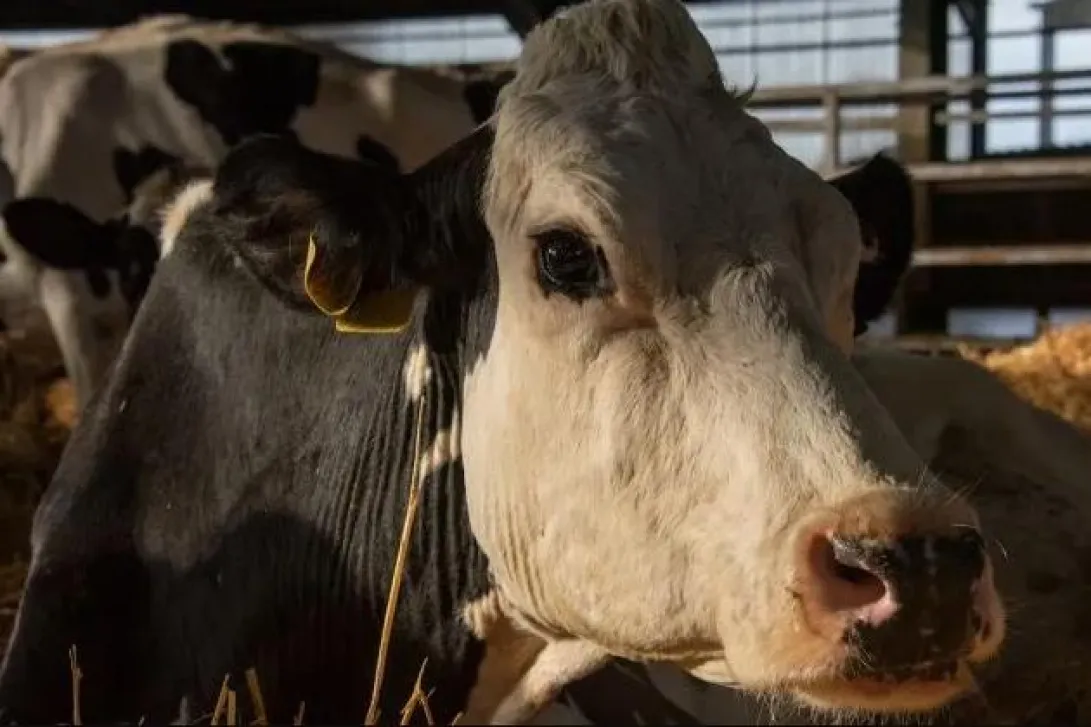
0, 14, 509, 410
2, 0, 1048, 723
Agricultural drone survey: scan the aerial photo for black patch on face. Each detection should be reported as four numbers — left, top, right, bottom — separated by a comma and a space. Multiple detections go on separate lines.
112, 146, 182, 203
164, 39, 322, 146
354, 135, 401, 172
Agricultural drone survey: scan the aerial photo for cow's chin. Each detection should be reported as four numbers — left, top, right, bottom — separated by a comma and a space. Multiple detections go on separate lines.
683, 657, 975, 717
789, 661, 976, 715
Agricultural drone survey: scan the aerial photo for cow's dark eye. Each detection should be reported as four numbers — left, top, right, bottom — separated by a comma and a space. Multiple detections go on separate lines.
533, 229, 610, 300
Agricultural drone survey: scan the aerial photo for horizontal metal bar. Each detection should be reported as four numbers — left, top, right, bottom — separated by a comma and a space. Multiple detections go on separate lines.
748, 69, 1091, 108
913, 244, 1091, 267
713, 36, 898, 57
759, 115, 897, 133
949, 27, 1048, 41
697, 6, 896, 31
762, 107, 1091, 134
943, 85, 1091, 103
936, 107, 1091, 124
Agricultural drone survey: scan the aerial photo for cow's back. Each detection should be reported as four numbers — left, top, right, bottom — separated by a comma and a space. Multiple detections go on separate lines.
1, 14, 487, 213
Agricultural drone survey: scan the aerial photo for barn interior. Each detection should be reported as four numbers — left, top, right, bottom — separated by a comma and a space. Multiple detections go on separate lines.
1, 0, 1090, 719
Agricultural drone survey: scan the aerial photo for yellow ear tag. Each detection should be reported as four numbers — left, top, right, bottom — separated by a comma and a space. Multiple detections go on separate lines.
332, 288, 418, 334
302, 234, 361, 317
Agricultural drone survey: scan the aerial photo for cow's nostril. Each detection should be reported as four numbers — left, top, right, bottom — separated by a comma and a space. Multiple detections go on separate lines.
831, 554, 878, 586
806, 534, 891, 620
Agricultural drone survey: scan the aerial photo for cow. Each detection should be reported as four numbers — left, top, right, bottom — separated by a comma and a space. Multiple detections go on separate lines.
0, 15, 509, 412
0, 0, 1016, 723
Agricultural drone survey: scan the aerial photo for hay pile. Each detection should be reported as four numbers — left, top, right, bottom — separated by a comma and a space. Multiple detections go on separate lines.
959, 322, 1091, 435
0, 326, 73, 655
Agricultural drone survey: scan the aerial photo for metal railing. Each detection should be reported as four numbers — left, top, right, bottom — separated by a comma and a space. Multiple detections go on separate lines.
743, 69, 1091, 271
746, 68, 1091, 177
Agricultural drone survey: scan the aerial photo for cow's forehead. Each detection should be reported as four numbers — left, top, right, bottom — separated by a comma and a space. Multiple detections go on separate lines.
483, 0, 860, 266
509, 0, 720, 100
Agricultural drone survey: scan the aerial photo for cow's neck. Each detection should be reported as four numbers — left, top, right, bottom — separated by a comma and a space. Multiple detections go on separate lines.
314, 284, 500, 718
386, 282, 600, 725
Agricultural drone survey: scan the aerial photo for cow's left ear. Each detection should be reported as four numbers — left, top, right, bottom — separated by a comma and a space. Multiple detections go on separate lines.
826, 153, 915, 336
213, 130, 491, 334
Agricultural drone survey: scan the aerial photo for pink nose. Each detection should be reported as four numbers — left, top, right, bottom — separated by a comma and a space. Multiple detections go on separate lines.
797, 527, 992, 672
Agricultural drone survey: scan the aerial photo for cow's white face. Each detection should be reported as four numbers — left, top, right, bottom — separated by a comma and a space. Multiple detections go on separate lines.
459, 0, 1005, 715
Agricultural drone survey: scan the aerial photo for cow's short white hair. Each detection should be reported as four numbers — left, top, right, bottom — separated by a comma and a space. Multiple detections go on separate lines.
508, 0, 722, 98
483, 0, 751, 237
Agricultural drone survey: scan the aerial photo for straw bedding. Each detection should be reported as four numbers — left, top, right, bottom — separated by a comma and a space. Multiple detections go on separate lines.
957, 323, 1091, 436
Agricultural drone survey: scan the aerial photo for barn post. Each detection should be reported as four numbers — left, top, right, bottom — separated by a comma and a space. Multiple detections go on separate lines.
894, 0, 950, 336
956, 0, 989, 158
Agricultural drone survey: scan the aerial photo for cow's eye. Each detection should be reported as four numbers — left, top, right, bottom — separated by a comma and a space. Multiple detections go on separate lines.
533, 228, 610, 300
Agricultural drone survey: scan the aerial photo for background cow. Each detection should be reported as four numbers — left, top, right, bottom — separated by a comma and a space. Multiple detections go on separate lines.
0, 15, 510, 411
0, 0, 1006, 722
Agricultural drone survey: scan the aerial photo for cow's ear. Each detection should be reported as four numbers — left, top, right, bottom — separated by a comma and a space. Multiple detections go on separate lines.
212, 129, 490, 334
2, 198, 117, 268
827, 153, 915, 336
